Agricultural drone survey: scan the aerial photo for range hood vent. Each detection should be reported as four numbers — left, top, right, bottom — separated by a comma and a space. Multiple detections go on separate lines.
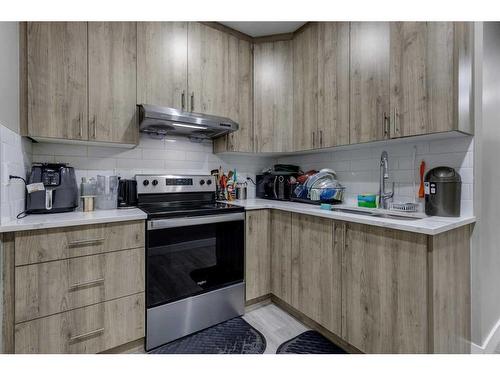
138, 104, 239, 139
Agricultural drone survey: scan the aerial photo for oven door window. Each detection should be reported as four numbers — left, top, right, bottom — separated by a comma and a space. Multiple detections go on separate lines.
146, 219, 244, 308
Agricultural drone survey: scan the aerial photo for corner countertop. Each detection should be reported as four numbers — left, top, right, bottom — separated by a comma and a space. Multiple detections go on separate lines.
0, 208, 147, 233
226, 199, 475, 236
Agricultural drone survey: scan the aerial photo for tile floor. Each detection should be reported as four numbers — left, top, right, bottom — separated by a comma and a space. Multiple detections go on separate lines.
130, 302, 309, 354
242, 303, 309, 354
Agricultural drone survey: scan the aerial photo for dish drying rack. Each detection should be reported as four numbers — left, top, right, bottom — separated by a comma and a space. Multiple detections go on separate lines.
389, 202, 419, 213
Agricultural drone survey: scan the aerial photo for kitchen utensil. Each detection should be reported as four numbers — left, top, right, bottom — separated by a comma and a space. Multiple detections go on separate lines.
306, 171, 335, 190
419, 161, 426, 198
319, 168, 337, 178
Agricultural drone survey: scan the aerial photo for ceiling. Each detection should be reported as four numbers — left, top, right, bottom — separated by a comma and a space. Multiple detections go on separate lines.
219, 22, 306, 38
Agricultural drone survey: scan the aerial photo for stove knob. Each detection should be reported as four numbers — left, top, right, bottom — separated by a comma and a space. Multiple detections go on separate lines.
152, 179, 158, 186
199, 179, 205, 186
206, 179, 212, 185
143, 180, 149, 186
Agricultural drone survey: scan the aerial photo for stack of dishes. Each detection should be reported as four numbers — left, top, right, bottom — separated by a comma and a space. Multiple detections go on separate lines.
297, 169, 345, 203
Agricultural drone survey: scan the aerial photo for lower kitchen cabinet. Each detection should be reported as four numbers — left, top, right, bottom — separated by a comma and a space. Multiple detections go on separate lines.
342, 223, 429, 353
270, 210, 293, 305
244, 209, 471, 354
1, 220, 146, 354
290, 214, 342, 336
245, 210, 271, 301
15, 293, 145, 354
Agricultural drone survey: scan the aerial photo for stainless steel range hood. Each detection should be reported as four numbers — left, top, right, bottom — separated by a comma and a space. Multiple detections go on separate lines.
138, 104, 238, 139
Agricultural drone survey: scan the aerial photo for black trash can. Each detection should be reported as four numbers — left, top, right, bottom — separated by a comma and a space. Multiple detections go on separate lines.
424, 167, 462, 217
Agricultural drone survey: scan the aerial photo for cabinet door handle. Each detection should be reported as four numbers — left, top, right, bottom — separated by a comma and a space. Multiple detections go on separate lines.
67, 238, 105, 247
78, 113, 82, 138
383, 112, 390, 137
69, 328, 104, 342
92, 115, 97, 139
69, 278, 105, 291
190, 92, 194, 112
181, 91, 185, 111
393, 107, 399, 135
312, 131, 315, 148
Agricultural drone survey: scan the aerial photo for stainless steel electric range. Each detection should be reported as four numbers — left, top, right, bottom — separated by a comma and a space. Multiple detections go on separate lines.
136, 174, 245, 351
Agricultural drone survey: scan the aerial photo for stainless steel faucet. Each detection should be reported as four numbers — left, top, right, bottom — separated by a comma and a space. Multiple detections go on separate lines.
379, 151, 394, 209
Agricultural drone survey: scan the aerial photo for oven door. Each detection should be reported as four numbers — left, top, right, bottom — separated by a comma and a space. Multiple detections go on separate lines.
146, 212, 245, 309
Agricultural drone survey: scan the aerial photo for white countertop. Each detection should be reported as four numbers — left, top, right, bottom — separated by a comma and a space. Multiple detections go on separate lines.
0, 208, 147, 233
227, 199, 475, 235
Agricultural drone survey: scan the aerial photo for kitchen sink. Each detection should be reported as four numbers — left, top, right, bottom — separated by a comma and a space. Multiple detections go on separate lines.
331, 207, 425, 221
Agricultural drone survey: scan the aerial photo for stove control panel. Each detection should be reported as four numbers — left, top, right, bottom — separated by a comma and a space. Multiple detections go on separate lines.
136, 175, 216, 194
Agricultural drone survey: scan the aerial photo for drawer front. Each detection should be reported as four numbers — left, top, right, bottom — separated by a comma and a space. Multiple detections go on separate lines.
14, 293, 145, 354
15, 247, 145, 323
15, 220, 144, 265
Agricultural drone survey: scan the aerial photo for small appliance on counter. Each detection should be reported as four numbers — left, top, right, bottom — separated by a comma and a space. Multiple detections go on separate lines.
424, 166, 461, 217
117, 178, 138, 208
256, 164, 300, 201
26, 163, 78, 214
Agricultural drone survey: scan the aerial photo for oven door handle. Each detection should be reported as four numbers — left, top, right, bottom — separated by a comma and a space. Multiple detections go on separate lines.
148, 212, 245, 230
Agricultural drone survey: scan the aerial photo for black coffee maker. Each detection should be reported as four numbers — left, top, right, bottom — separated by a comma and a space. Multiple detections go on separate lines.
26, 163, 78, 214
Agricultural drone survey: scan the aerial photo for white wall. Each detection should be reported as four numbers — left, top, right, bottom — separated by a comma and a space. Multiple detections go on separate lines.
470, 21, 500, 352
31, 134, 275, 199
277, 135, 474, 216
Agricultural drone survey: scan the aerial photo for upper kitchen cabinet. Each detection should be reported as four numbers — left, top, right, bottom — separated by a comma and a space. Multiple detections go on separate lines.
390, 22, 473, 137
137, 22, 188, 110
317, 22, 350, 148
349, 22, 391, 144
293, 23, 319, 151
213, 35, 254, 153
27, 22, 88, 140
188, 23, 229, 117
88, 22, 138, 144
253, 40, 293, 153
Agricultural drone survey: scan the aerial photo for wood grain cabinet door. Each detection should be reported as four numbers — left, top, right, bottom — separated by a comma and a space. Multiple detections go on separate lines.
317, 22, 350, 148
290, 214, 342, 336
293, 23, 319, 151
389, 22, 455, 138
187, 23, 230, 117
270, 210, 293, 305
137, 22, 188, 109
27, 22, 88, 140
226, 35, 254, 152
245, 210, 271, 301
349, 22, 390, 144
342, 223, 428, 353
88, 22, 138, 144
253, 40, 294, 153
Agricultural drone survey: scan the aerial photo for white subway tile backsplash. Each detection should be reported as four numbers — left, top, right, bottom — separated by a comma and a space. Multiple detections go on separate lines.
278, 134, 474, 215
25, 131, 475, 216
0, 123, 32, 223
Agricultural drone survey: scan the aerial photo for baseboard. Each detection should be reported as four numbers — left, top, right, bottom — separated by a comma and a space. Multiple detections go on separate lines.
471, 317, 500, 354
